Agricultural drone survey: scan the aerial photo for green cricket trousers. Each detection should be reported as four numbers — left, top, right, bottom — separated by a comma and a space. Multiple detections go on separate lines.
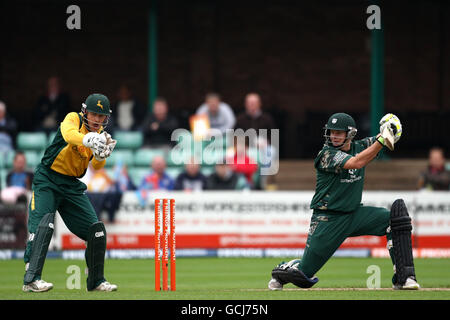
299, 205, 394, 278
24, 164, 98, 269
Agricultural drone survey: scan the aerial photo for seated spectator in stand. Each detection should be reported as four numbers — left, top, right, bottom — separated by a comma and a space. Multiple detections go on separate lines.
139, 156, 174, 191
174, 160, 207, 191
142, 97, 179, 149
235, 92, 275, 139
227, 137, 258, 188
417, 147, 450, 191
111, 84, 146, 133
33, 76, 71, 134
81, 164, 122, 224
6, 151, 34, 190
235, 92, 278, 189
111, 161, 136, 192
205, 161, 248, 190
1, 151, 34, 204
0, 101, 18, 153
196, 93, 235, 135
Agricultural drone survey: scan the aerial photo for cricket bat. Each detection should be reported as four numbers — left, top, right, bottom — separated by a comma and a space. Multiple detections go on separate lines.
382, 126, 395, 151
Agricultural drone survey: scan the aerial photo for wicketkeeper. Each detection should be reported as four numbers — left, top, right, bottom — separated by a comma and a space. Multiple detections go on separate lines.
268, 112, 420, 291
22, 93, 118, 292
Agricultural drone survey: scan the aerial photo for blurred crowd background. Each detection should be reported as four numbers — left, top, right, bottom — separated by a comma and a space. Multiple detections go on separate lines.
1, 0, 449, 222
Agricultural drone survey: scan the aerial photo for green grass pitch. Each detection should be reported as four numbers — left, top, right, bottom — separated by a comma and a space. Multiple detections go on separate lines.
1, 257, 449, 300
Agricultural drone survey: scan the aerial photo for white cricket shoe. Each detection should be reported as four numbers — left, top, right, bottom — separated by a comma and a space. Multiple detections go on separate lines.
92, 281, 118, 292
268, 278, 283, 291
22, 279, 53, 293
393, 277, 420, 290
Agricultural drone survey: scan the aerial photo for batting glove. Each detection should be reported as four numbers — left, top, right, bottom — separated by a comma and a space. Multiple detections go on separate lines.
377, 126, 395, 151
379, 113, 402, 143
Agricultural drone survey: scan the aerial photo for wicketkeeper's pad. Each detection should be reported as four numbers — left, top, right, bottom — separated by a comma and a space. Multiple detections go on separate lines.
24, 212, 55, 284
86, 221, 107, 291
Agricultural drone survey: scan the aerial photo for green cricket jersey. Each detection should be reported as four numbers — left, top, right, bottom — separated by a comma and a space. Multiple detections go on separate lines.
310, 136, 378, 213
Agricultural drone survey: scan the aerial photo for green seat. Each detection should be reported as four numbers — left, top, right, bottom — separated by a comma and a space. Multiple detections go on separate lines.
133, 149, 166, 167
104, 150, 134, 168
128, 167, 149, 187
24, 151, 42, 169
202, 147, 225, 167
4, 151, 41, 169
200, 166, 214, 176
0, 151, 8, 169
172, 130, 193, 145
5, 151, 15, 168
47, 131, 58, 146
166, 167, 183, 180
17, 132, 48, 151
114, 131, 143, 150
167, 148, 192, 167
0, 168, 8, 189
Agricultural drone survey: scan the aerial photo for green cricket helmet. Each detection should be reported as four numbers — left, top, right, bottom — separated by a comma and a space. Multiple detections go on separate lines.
323, 112, 357, 148
81, 93, 112, 131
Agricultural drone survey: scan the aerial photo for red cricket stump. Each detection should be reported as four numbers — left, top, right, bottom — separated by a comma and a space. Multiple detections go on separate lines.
162, 199, 169, 291
154, 199, 161, 291
170, 199, 176, 291
155, 198, 176, 291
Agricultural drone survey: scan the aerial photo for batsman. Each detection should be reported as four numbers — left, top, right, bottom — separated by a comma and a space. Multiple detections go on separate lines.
268, 112, 420, 290
22, 93, 118, 292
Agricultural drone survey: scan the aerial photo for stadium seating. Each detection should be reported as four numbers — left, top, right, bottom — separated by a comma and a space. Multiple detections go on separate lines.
128, 167, 149, 186
0, 168, 7, 189
114, 131, 143, 150
23, 150, 42, 168
104, 149, 134, 168
16, 132, 47, 152
167, 148, 191, 167
133, 148, 166, 167
166, 167, 183, 180
3, 130, 277, 191
5, 151, 15, 168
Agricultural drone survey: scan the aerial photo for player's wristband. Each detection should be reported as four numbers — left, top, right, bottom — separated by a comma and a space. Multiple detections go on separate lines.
376, 135, 385, 147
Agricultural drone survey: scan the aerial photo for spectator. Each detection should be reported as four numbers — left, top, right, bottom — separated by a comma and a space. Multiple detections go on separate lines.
1, 151, 33, 204
417, 147, 450, 191
81, 164, 122, 224
227, 136, 259, 188
235, 92, 275, 137
111, 161, 136, 192
142, 97, 179, 149
205, 162, 248, 190
0, 101, 18, 152
234, 93, 278, 185
33, 76, 71, 134
111, 84, 146, 132
139, 156, 174, 191
174, 160, 207, 191
6, 151, 34, 190
196, 92, 235, 135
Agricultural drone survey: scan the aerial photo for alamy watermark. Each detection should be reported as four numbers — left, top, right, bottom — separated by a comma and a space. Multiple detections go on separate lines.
366, 264, 381, 289
170, 128, 279, 176
66, 5, 81, 30
66, 264, 81, 289
366, 5, 381, 30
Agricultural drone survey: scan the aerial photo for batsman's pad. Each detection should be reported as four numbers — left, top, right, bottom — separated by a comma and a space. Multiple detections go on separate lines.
24, 213, 55, 284
86, 221, 107, 291
390, 199, 416, 285
271, 260, 319, 288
